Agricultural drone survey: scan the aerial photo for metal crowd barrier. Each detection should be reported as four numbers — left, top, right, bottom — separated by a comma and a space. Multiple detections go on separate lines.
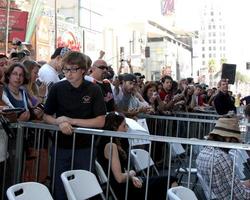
141, 114, 217, 139
1, 121, 250, 200
173, 111, 220, 120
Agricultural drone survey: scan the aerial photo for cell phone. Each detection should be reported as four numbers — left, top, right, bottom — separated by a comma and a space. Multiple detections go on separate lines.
2, 107, 25, 113
10, 52, 18, 59
36, 103, 45, 110
36, 79, 42, 87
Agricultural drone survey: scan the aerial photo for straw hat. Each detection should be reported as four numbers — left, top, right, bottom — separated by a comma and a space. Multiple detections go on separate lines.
210, 117, 241, 140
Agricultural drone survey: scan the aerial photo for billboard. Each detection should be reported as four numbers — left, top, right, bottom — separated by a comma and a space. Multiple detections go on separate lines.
0, 9, 28, 42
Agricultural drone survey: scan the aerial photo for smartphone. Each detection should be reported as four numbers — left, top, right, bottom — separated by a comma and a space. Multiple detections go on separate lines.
36, 79, 42, 87
2, 107, 25, 113
36, 103, 45, 110
10, 52, 18, 59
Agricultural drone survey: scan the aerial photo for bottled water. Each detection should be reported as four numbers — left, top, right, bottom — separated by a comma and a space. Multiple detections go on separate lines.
238, 106, 247, 143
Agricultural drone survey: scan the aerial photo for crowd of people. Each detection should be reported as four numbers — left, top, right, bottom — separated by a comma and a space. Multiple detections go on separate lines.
0, 44, 250, 200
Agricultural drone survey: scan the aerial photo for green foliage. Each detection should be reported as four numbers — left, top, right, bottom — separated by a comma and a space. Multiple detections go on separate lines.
235, 71, 250, 83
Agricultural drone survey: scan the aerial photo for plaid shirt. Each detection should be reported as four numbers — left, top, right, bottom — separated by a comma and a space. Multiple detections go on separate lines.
196, 146, 250, 200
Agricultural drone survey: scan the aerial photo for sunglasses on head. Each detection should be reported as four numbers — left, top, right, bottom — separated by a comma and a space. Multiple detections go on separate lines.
97, 65, 108, 70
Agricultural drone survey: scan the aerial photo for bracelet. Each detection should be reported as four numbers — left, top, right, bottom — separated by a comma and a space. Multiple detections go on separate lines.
39, 96, 46, 99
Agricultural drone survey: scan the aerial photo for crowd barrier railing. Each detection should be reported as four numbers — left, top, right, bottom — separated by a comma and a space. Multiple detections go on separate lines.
173, 111, 220, 120
1, 121, 250, 200
139, 114, 217, 143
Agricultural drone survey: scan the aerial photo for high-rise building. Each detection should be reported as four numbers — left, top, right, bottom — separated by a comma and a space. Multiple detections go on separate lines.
199, 0, 227, 85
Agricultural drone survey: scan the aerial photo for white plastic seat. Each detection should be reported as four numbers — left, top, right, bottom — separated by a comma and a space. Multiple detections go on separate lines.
171, 143, 197, 184
95, 160, 118, 200
61, 170, 105, 200
131, 148, 159, 176
6, 182, 53, 200
167, 186, 198, 200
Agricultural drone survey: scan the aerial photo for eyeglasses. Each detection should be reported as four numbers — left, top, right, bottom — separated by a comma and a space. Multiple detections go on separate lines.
62, 67, 81, 74
97, 65, 108, 70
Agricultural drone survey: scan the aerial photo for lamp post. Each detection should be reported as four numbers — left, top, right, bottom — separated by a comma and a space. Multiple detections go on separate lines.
5, 0, 10, 55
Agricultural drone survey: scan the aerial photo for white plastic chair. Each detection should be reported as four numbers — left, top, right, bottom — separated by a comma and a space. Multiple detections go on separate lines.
61, 170, 105, 200
168, 186, 198, 200
171, 143, 197, 185
131, 148, 159, 176
197, 172, 216, 200
95, 160, 118, 200
6, 182, 53, 200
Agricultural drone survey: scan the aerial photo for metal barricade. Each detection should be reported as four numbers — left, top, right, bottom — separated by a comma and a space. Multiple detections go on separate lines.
1, 121, 250, 200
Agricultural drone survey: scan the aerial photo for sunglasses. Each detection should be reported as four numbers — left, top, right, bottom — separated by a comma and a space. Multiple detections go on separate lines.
97, 65, 108, 70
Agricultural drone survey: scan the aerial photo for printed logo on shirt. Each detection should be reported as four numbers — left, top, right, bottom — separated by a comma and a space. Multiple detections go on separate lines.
82, 96, 91, 104
104, 92, 113, 102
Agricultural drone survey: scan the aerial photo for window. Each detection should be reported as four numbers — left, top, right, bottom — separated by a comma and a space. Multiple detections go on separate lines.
202, 61, 206, 65
209, 53, 212, 58
213, 46, 216, 50
209, 46, 212, 50
202, 47, 205, 51
79, 0, 103, 32
202, 54, 205, 58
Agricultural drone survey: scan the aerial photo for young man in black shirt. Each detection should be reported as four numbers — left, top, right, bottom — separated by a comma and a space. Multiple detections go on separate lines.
43, 51, 106, 200
214, 79, 236, 115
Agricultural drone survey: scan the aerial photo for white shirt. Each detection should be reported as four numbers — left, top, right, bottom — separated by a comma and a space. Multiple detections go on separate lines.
38, 63, 60, 85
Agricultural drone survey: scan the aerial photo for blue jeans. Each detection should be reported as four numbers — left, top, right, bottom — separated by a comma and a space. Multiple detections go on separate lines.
50, 147, 94, 200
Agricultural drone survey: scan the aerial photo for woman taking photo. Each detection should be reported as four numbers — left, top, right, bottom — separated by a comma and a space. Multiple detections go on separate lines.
23, 60, 46, 107
96, 112, 178, 200
2, 62, 42, 121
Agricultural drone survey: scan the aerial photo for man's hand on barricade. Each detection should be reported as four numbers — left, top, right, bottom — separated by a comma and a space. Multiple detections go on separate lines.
131, 176, 143, 188
56, 116, 72, 125
59, 121, 73, 135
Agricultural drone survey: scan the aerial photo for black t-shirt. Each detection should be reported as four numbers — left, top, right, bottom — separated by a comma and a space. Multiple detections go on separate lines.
97, 80, 115, 112
44, 80, 107, 148
214, 91, 236, 115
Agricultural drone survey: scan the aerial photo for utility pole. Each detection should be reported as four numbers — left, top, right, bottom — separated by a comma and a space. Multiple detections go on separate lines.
54, 0, 57, 49
5, 0, 10, 55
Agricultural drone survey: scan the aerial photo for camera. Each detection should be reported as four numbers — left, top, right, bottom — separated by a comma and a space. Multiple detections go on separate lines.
12, 40, 22, 46
10, 51, 26, 60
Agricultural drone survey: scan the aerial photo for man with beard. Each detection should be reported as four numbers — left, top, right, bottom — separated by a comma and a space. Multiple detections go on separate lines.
116, 73, 152, 117
87, 59, 115, 112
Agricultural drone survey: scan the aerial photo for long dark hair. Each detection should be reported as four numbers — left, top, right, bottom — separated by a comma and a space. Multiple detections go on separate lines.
4, 62, 29, 84
103, 112, 128, 160
103, 112, 125, 131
